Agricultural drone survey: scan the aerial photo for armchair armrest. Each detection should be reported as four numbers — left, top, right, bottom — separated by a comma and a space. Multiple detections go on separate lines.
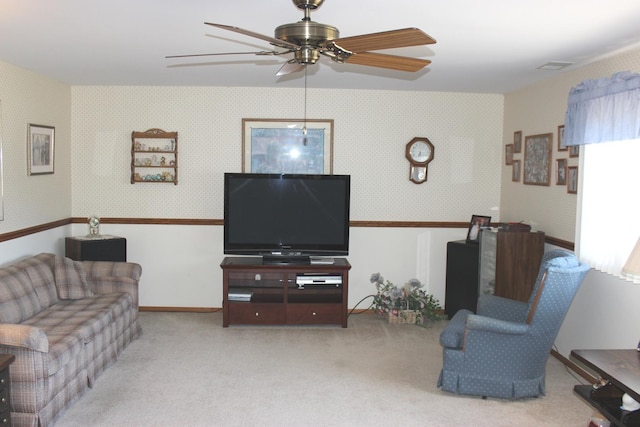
477, 294, 529, 322
466, 314, 529, 335
0, 324, 49, 352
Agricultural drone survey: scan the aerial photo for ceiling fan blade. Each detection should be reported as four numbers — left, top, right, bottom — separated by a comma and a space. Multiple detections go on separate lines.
344, 52, 431, 72
276, 60, 306, 76
205, 22, 300, 50
166, 51, 283, 59
331, 28, 436, 53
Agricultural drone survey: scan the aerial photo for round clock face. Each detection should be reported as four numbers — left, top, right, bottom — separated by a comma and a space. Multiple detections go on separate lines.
409, 140, 432, 163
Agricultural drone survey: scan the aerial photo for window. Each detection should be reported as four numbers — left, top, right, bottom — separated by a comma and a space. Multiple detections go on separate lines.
576, 138, 640, 282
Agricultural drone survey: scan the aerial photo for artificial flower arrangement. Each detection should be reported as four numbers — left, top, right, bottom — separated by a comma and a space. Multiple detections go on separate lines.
370, 273, 445, 326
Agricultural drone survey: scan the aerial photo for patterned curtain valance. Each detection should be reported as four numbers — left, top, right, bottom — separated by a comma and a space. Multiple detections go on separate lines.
564, 71, 640, 146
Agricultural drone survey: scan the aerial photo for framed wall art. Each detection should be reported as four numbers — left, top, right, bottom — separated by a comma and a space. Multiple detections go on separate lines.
556, 158, 567, 185
523, 133, 552, 186
512, 160, 521, 182
557, 125, 566, 151
513, 131, 522, 153
569, 145, 579, 158
242, 119, 333, 174
567, 166, 578, 194
505, 144, 514, 165
27, 124, 55, 175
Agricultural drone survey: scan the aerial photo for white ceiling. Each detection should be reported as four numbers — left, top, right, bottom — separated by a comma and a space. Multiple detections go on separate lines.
1, 0, 640, 94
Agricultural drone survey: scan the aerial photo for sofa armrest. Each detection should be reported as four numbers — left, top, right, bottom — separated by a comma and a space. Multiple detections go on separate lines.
0, 324, 49, 352
86, 276, 140, 310
81, 260, 142, 281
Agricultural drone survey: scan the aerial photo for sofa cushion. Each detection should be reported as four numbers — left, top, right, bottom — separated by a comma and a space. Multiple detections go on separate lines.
55, 256, 94, 299
19, 253, 60, 308
0, 266, 43, 323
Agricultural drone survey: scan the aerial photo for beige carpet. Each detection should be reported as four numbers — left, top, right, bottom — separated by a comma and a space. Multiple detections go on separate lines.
55, 312, 594, 426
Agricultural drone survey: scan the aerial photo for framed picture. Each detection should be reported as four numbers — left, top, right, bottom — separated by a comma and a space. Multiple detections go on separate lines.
512, 160, 521, 182
513, 131, 522, 153
466, 214, 492, 243
567, 166, 578, 194
569, 145, 579, 158
27, 124, 55, 175
242, 119, 333, 174
556, 159, 567, 185
505, 144, 514, 165
523, 133, 552, 186
557, 125, 566, 151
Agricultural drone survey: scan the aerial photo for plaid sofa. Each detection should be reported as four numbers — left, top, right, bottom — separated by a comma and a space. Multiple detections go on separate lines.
0, 253, 142, 426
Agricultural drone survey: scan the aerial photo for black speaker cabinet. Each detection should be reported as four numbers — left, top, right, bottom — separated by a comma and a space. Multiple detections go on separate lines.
444, 240, 479, 319
65, 236, 127, 262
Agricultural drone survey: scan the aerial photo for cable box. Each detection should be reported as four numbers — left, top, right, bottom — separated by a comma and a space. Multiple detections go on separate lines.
296, 274, 342, 289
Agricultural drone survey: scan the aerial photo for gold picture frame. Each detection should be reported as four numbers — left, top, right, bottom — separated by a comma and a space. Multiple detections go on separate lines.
242, 119, 333, 174
27, 123, 55, 175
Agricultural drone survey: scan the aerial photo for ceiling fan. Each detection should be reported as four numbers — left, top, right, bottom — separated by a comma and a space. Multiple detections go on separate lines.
166, 0, 436, 76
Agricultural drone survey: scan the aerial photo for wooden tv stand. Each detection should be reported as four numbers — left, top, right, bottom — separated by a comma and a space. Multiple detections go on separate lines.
220, 257, 351, 327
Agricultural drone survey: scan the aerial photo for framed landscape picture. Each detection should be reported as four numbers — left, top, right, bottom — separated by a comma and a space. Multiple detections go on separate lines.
27, 124, 55, 175
242, 119, 333, 174
523, 133, 552, 186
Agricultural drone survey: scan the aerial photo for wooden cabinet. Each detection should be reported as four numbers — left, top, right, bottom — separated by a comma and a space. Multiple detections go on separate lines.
220, 257, 350, 327
444, 240, 479, 318
479, 230, 545, 302
131, 128, 178, 184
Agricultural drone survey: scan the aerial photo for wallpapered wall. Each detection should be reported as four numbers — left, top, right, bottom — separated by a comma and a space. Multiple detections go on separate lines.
0, 61, 71, 234
70, 87, 504, 222
502, 46, 640, 241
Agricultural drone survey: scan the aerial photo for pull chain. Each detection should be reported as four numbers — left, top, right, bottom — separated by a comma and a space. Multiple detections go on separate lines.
303, 65, 308, 145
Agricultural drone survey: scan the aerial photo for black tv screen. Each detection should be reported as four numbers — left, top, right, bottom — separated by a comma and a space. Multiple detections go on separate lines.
224, 173, 350, 263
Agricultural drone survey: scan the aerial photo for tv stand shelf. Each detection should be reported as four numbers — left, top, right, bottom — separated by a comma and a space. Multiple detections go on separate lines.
220, 257, 351, 327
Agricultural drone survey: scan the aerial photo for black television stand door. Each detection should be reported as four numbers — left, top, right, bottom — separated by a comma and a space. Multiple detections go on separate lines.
220, 257, 351, 327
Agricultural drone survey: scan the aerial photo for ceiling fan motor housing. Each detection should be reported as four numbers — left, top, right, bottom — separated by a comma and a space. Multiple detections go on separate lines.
275, 21, 339, 64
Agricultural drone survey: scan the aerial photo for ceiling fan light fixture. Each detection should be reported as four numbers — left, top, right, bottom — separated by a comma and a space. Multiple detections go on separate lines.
294, 47, 320, 64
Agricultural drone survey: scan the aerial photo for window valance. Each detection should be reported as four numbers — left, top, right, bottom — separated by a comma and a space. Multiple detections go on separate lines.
564, 71, 640, 146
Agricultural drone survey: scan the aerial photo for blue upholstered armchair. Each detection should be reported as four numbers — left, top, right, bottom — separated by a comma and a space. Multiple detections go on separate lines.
437, 249, 590, 399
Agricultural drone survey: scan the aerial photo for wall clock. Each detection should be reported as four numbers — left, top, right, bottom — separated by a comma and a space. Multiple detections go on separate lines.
405, 137, 434, 184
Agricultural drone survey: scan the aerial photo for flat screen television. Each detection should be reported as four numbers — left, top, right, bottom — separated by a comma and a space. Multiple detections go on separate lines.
224, 173, 351, 264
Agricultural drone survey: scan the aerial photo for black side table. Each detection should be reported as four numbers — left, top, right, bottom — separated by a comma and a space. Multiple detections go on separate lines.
0, 354, 15, 425
65, 236, 127, 262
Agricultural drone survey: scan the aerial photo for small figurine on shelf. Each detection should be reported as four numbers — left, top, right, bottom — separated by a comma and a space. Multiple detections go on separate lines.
160, 156, 166, 166
87, 215, 101, 238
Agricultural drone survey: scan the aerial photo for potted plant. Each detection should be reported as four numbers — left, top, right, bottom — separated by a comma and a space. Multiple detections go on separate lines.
370, 273, 445, 326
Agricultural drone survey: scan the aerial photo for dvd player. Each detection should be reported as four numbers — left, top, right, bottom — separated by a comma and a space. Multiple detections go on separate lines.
296, 274, 342, 289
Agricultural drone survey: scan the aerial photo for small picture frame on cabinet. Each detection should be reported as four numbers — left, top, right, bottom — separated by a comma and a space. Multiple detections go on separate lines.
466, 215, 492, 243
